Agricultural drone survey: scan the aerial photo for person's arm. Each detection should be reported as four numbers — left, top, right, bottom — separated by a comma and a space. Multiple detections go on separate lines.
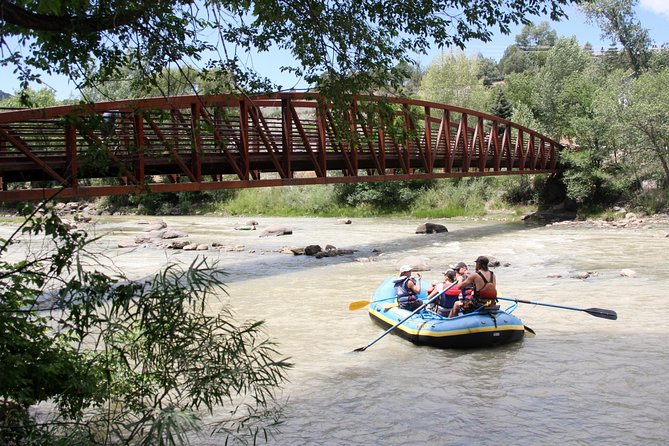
409, 273, 422, 294
459, 273, 475, 288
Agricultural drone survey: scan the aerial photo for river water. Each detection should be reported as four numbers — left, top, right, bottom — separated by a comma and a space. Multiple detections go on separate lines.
4, 215, 669, 445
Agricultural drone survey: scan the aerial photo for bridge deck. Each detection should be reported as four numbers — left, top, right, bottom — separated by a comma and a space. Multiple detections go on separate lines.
0, 93, 562, 202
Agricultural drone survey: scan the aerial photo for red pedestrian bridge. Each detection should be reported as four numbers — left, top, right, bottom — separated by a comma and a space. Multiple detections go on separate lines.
0, 93, 562, 202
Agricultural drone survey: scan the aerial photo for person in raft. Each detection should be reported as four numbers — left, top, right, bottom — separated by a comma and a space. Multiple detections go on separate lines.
448, 256, 497, 318
394, 265, 423, 311
451, 261, 472, 300
426, 269, 461, 316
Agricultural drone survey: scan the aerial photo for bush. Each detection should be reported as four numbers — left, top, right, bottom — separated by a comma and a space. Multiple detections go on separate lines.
0, 204, 290, 444
333, 179, 434, 209
560, 149, 630, 206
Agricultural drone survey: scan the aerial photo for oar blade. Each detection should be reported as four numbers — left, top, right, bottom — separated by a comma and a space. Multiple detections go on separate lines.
524, 325, 536, 336
585, 308, 618, 320
348, 300, 371, 311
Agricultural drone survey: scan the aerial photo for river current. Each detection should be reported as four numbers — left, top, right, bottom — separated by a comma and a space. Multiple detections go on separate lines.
4, 215, 668, 445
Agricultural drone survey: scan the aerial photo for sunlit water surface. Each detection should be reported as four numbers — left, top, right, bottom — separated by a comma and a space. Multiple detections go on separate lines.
4, 215, 668, 445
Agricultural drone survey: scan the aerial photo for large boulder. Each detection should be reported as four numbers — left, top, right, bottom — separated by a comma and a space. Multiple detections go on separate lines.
162, 230, 188, 239
415, 222, 448, 234
397, 255, 430, 272
259, 226, 293, 237
304, 245, 322, 256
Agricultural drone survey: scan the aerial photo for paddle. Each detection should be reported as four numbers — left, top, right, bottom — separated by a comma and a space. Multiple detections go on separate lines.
349, 296, 396, 311
497, 297, 617, 320
353, 281, 458, 352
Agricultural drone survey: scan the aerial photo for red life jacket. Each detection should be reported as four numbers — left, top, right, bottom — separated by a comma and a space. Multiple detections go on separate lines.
473, 271, 497, 299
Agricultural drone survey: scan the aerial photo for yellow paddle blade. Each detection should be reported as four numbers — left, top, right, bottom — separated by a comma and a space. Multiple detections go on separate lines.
348, 300, 371, 311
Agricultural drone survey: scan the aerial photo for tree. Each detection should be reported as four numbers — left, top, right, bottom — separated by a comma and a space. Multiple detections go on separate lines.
532, 37, 593, 139
515, 21, 558, 49
0, 0, 580, 101
0, 205, 291, 444
488, 88, 513, 120
580, 0, 652, 74
0, 87, 59, 108
476, 56, 502, 86
498, 45, 537, 76
620, 69, 669, 185
417, 52, 490, 110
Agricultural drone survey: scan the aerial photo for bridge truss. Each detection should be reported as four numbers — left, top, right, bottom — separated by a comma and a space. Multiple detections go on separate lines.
0, 93, 562, 202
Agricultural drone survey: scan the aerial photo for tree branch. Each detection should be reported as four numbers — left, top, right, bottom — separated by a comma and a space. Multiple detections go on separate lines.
0, 0, 149, 33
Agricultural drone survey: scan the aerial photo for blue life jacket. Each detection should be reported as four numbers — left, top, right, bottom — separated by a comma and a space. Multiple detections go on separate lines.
394, 276, 416, 306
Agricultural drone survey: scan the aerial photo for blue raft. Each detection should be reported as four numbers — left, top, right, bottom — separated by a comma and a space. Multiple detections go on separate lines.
368, 278, 525, 349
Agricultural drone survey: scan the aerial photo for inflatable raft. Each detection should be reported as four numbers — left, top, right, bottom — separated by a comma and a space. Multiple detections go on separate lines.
367, 277, 525, 349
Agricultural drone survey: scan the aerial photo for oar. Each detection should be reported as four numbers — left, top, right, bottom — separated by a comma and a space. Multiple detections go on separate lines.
349, 296, 396, 311
353, 282, 458, 352
497, 297, 617, 320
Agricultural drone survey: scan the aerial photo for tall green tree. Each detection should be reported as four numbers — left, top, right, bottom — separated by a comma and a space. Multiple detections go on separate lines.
0, 87, 59, 108
533, 37, 593, 139
515, 21, 558, 49
498, 45, 537, 75
418, 52, 490, 110
488, 88, 513, 120
580, 0, 652, 74
0, 0, 580, 101
499, 21, 557, 76
476, 56, 502, 86
620, 70, 669, 185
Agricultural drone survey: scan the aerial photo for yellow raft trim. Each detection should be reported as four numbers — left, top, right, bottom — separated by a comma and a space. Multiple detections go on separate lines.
370, 307, 524, 338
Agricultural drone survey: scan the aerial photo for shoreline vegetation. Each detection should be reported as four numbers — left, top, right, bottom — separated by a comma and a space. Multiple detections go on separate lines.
2, 176, 667, 226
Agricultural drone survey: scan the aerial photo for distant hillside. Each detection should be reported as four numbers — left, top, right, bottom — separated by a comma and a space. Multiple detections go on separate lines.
0, 90, 11, 100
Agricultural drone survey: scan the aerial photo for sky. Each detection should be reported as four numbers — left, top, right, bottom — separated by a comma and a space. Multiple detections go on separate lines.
2, 1, 669, 100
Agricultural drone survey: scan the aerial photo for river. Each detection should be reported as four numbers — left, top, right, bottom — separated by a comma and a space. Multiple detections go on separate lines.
4, 215, 669, 445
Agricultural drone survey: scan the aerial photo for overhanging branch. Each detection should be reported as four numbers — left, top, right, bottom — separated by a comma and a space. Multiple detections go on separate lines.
0, 0, 149, 33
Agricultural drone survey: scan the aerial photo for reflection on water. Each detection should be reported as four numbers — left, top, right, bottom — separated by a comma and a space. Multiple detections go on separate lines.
3, 216, 668, 445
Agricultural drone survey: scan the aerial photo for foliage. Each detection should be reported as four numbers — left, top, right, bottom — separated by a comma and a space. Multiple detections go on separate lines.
476, 56, 502, 86
417, 52, 490, 110
0, 87, 59, 108
502, 72, 539, 112
515, 21, 558, 49
0, 204, 291, 444
215, 185, 343, 216
580, 0, 652, 74
334, 179, 434, 210
498, 45, 537, 76
102, 190, 237, 215
618, 70, 669, 185
532, 37, 593, 139
559, 148, 630, 205
488, 88, 513, 120
1, 0, 578, 103
411, 178, 488, 218
498, 176, 538, 204
509, 101, 546, 134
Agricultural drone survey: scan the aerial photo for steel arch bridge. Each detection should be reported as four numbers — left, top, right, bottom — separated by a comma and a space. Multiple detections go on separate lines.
0, 93, 562, 202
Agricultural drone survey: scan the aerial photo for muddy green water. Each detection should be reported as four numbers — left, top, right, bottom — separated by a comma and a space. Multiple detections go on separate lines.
4, 215, 668, 445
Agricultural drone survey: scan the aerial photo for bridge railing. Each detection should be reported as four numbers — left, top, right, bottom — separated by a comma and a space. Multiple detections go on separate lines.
0, 93, 562, 201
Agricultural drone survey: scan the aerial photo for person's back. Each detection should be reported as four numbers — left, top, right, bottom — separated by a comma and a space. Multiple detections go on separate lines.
395, 265, 422, 311
470, 256, 497, 307
427, 270, 460, 315
448, 256, 497, 317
